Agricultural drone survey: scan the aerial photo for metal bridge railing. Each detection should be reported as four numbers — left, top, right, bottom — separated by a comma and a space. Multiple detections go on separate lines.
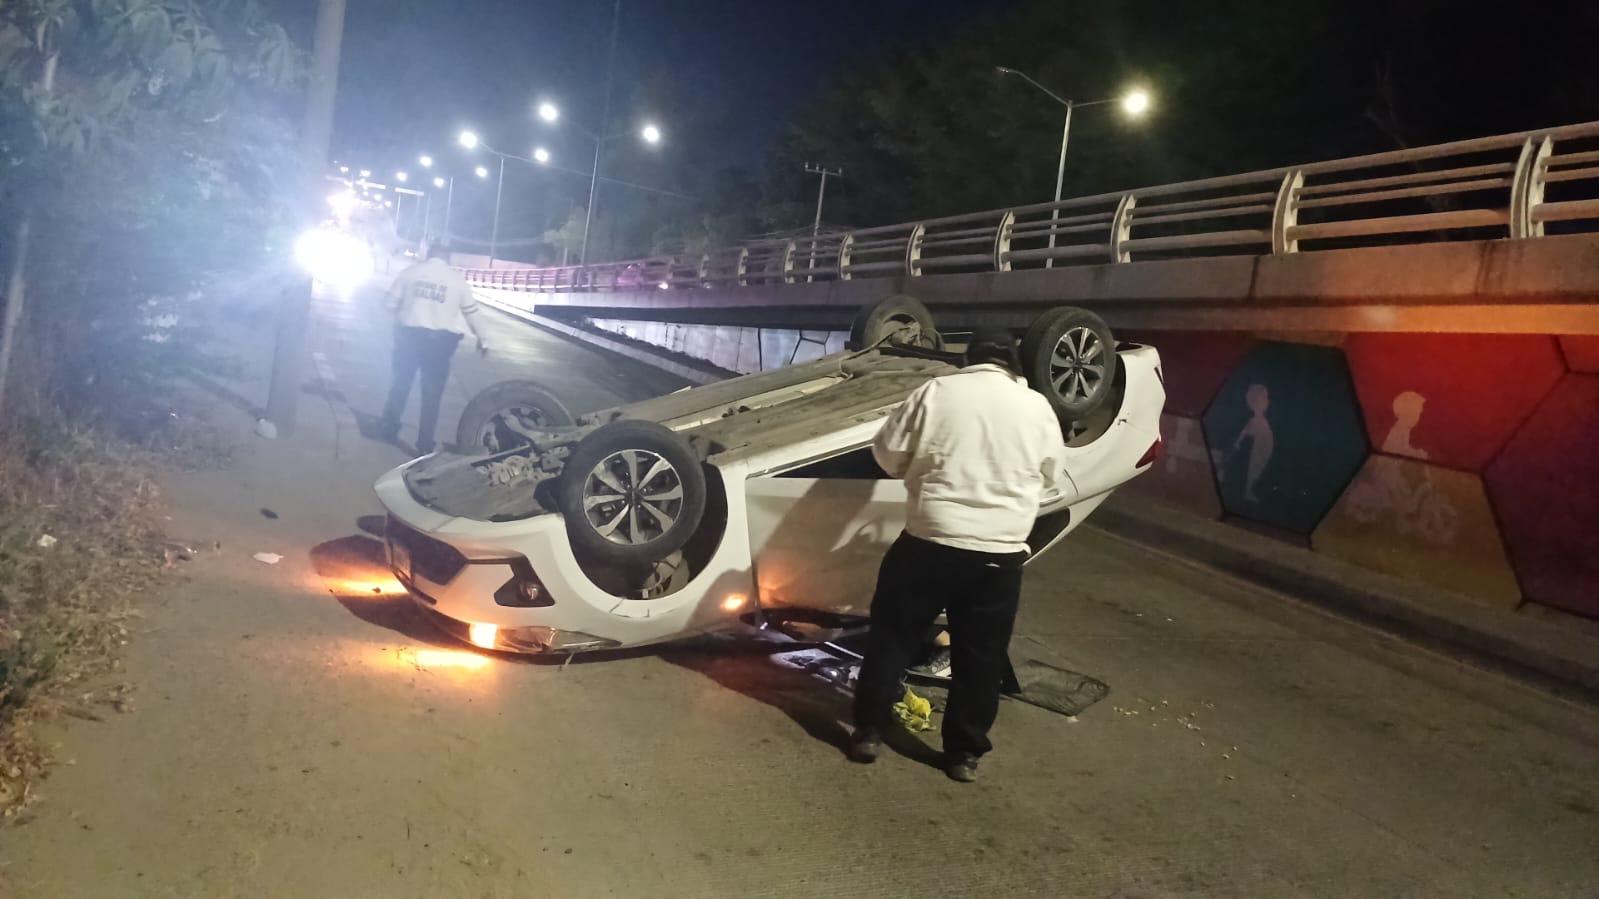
464, 120, 1599, 293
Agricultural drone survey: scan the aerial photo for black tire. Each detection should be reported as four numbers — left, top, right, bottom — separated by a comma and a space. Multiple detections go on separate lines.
847, 295, 942, 351
455, 380, 575, 453
557, 419, 708, 569
1020, 307, 1118, 420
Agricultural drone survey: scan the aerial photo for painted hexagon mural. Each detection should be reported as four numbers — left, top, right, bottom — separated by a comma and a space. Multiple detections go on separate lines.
1203, 342, 1368, 534
1558, 336, 1599, 374
1124, 413, 1223, 518
1344, 334, 1565, 471
1484, 374, 1599, 619
1313, 456, 1521, 608
1124, 331, 1256, 417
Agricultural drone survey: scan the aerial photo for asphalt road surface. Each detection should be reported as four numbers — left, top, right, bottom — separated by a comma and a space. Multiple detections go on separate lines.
2, 283, 1595, 897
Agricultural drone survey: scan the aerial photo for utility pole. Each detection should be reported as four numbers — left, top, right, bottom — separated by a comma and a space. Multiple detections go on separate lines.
444, 177, 455, 241
803, 163, 842, 277
489, 156, 505, 267
261, 0, 347, 438
579, 0, 621, 266
0, 30, 60, 420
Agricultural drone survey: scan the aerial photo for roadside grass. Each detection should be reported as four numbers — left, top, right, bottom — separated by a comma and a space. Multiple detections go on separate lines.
0, 416, 178, 819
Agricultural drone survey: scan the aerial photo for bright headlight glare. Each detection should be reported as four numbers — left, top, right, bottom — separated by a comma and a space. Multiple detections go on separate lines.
294, 228, 373, 290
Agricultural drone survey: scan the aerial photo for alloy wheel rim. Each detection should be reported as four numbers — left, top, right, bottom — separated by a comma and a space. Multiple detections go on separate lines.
1049, 326, 1106, 403
582, 449, 685, 546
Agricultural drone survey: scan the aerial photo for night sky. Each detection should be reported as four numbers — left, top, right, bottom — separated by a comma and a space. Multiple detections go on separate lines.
319, 0, 1599, 257
333, 0, 998, 179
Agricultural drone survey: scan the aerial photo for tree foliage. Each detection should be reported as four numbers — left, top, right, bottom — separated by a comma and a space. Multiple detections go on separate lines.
0, 0, 304, 428
744, 0, 1599, 233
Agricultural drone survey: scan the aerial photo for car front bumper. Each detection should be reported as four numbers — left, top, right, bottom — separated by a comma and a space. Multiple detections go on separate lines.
373, 461, 755, 654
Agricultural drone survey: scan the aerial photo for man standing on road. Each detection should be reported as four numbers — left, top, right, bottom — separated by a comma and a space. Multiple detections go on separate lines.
850, 327, 1069, 783
377, 240, 488, 455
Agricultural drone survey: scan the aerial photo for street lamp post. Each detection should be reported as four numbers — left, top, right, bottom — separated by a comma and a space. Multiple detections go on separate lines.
995, 67, 1151, 267
535, 103, 664, 266
461, 131, 559, 267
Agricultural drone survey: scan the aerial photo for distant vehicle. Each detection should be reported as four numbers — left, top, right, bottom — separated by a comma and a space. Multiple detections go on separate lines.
374, 298, 1164, 654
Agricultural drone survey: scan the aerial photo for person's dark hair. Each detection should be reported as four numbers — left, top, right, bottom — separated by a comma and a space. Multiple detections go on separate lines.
426, 239, 451, 260
964, 326, 1021, 372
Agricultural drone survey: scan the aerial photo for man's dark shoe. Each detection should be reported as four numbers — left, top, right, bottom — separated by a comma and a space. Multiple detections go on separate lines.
848, 728, 883, 763
945, 752, 980, 783
376, 420, 400, 443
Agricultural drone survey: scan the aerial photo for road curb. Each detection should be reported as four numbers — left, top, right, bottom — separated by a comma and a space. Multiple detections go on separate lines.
1090, 497, 1599, 703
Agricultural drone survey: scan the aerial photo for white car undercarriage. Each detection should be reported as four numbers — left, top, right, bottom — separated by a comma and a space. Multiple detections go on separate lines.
374, 299, 1165, 654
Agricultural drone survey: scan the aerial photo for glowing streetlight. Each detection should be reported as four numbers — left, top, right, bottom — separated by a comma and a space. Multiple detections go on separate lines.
458, 130, 480, 150
395, 171, 409, 183
359, 168, 372, 179
419, 154, 434, 168
994, 66, 1156, 266
474, 165, 489, 179
338, 165, 350, 175
641, 123, 662, 145
433, 176, 446, 189
536, 101, 560, 123
533, 147, 550, 164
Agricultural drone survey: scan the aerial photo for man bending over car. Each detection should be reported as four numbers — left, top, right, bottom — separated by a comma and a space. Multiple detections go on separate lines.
850, 327, 1068, 783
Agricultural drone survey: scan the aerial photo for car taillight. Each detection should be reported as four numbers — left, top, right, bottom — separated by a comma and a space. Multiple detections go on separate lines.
1136, 438, 1163, 468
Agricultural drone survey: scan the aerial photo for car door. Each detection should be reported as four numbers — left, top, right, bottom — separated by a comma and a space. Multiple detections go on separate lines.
744, 445, 906, 617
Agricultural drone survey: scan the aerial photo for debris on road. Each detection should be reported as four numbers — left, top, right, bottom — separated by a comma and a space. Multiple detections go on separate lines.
893, 686, 934, 732
252, 552, 284, 565
260, 508, 279, 520
36, 534, 57, 549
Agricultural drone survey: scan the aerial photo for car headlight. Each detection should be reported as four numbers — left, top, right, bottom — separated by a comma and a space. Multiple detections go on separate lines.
295, 227, 374, 291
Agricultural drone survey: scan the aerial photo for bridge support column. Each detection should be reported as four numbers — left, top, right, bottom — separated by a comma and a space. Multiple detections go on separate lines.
1272, 170, 1305, 254
1111, 194, 1136, 263
994, 211, 1016, 272
906, 224, 925, 276
1510, 136, 1552, 239
782, 240, 797, 284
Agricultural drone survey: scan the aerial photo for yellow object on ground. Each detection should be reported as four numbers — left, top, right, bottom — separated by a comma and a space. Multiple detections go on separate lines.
892, 686, 934, 732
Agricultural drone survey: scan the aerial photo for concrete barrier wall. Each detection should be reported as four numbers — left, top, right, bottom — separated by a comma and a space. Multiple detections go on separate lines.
588, 319, 848, 375
1124, 329, 1598, 621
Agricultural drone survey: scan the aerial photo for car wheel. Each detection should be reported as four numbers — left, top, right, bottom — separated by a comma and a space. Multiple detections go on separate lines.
556, 419, 708, 569
455, 380, 575, 453
847, 295, 942, 351
1021, 307, 1118, 420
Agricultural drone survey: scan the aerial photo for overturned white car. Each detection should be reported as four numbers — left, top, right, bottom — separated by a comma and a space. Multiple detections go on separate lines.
374, 299, 1164, 654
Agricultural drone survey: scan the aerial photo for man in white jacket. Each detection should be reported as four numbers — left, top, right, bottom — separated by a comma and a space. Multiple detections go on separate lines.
850, 327, 1068, 782
377, 241, 487, 455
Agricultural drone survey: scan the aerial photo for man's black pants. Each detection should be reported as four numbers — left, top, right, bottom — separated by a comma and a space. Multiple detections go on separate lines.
853, 532, 1027, 758
380, 325, 461, 450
